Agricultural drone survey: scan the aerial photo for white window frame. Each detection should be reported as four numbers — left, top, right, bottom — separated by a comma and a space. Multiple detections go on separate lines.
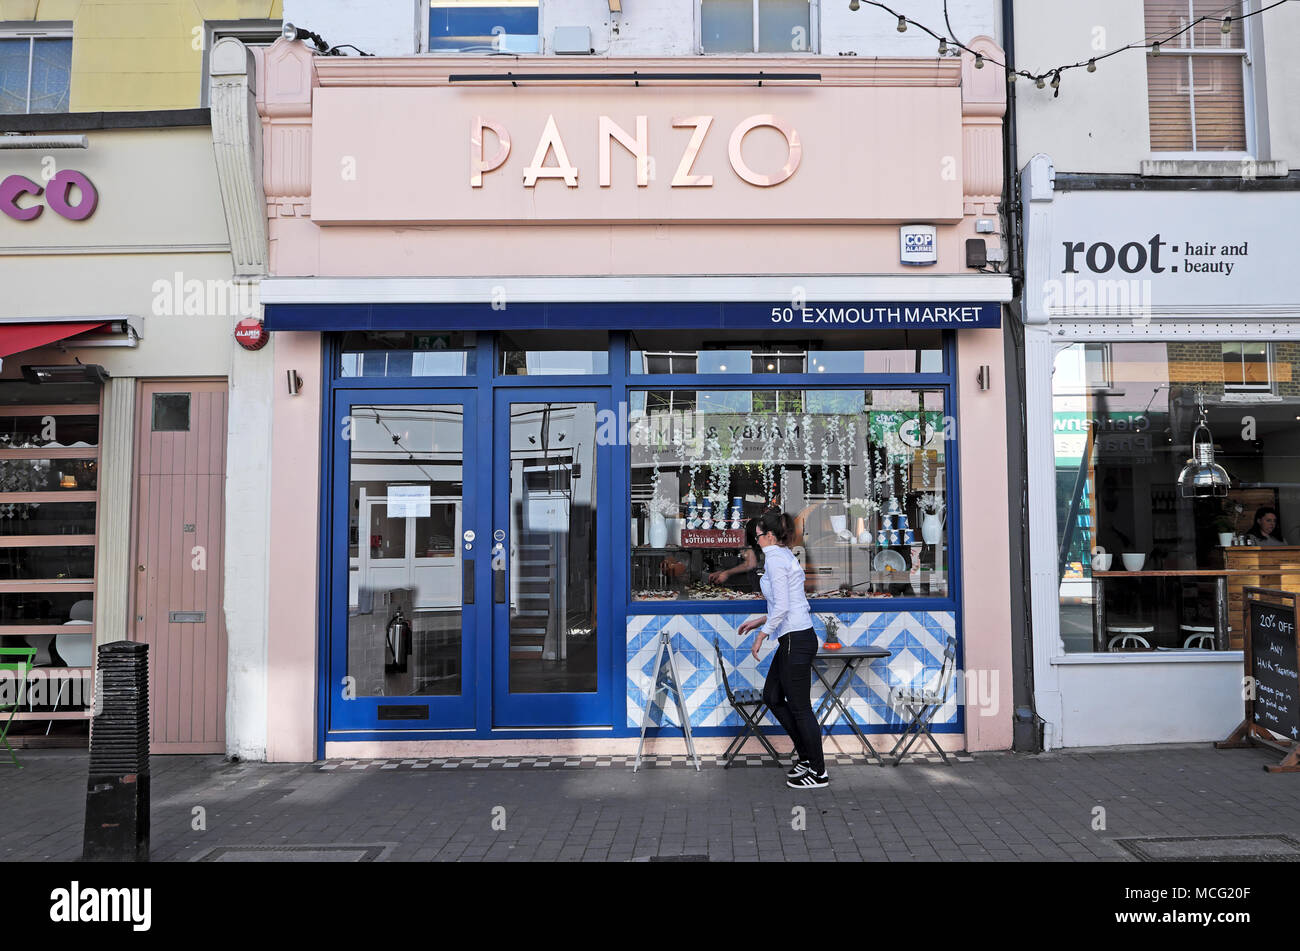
1221, 340, 1274, 393
0, 22, 73, 115
199, 20, 282, 107
1146, 0, 1256, 160
695, 0, 820, 55
419, 1, 542, 55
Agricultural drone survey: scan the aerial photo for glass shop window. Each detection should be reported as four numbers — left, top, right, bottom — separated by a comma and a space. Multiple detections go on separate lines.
629, 329, 944, 375
700, 0, 815, 54
339, 331, 477, 378
1053, 340, 1300, 654
428, 1, 539, 53
498, 331, 610, 376
629, 387, 948, 602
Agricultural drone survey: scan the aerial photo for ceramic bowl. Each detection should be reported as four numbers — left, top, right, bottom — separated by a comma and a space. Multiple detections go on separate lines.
1121, 553, 1146, 571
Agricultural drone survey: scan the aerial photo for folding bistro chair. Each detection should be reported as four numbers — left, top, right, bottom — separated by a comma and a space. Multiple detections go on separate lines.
0, 647, 36, 768
713, 639, 783, 768
888, 635, 958, 767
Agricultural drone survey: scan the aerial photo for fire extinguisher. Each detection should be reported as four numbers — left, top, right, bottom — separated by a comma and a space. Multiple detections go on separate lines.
385, 607, 411, 674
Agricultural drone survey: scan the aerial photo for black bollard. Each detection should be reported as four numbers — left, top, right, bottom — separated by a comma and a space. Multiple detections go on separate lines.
82, 640, 150, 862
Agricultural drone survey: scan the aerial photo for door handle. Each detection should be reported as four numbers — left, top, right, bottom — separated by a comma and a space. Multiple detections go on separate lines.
463, 559, 475, 605
492, 541, 506, 603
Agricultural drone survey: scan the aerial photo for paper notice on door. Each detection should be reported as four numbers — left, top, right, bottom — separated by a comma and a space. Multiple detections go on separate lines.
387, 484, 431, 518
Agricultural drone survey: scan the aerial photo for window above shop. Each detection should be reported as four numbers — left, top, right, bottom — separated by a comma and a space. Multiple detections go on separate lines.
0, 24, 72, 115
1222, 341, 1272, 394
1144, 0, 1249, 154
427, 0, 539, 53
699, 0, 817, 53
199, 20, 283, 107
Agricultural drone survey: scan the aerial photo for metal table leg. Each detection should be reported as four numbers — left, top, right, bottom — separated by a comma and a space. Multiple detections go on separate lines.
814, 658, 882, 766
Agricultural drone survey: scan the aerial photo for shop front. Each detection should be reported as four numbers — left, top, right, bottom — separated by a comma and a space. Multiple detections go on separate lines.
0, 113, 250, 752
253, 40, 1014, 760
1022, 154, 1300, 747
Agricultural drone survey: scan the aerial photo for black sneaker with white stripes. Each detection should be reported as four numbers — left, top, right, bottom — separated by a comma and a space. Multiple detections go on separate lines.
786, 769, 829, 789
786, 760, 812, 779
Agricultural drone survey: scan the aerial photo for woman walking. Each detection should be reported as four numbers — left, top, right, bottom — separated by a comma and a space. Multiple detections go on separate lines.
737, 510, 827, 789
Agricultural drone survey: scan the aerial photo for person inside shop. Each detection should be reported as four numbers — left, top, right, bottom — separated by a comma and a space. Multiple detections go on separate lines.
736, 510, 828, 789
1247, 505, 1286, 546
707, 517, 761, 592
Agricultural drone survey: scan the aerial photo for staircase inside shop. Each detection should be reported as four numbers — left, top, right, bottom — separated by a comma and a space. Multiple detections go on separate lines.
511, 528, 558, 661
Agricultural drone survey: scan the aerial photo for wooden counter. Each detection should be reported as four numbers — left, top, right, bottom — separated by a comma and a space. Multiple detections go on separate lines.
1223, 547, 1300, 648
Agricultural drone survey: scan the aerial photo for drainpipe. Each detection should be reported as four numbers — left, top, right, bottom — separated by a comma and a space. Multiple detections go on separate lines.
1001, 0, 1044, 753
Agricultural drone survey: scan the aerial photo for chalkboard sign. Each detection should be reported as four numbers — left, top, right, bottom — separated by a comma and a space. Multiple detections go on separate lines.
1249, 598, 1300, 742
1216, 588, 1300, 772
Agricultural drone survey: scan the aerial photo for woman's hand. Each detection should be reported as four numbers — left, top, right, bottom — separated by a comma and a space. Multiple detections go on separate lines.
737, 617, 765, 637
750, 631, 767, 661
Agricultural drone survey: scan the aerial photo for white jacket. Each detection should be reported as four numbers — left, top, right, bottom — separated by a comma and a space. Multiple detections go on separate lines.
758, 545, 813, 639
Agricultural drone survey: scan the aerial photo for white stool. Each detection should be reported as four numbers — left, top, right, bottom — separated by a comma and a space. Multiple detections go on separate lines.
1180, 624, 1216, 650
1106, 624, 1153, 651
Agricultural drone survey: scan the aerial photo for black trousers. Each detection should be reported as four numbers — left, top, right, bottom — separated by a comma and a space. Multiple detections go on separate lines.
762, 628, 824, 773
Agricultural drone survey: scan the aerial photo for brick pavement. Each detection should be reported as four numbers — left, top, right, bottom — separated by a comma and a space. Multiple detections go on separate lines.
3, 744, 1299, 862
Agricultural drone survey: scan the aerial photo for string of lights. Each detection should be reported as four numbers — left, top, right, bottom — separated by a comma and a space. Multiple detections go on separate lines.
850, 0, 1295, 98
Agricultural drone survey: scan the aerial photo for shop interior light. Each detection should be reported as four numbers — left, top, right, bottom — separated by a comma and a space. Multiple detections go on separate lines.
21, 364, 109, 385
60, 474, 77, 489
1178, 390, 1231, 498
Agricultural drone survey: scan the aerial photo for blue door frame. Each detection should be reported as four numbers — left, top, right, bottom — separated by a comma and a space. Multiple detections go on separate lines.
326, 389, 480, 733
491, 387, 615, 727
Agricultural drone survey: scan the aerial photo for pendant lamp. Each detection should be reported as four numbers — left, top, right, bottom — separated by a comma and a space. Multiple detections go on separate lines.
1177, 389, 1231, 498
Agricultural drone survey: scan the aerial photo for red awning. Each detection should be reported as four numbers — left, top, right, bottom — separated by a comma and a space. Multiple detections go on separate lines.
0, 321, 107, 358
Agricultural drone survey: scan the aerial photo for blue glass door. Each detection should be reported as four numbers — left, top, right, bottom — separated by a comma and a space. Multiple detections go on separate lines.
328, 389, 479, 731
491, 388, 612, 726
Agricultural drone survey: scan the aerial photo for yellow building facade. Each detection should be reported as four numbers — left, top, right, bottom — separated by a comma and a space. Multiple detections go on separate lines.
1, 0, 281, 111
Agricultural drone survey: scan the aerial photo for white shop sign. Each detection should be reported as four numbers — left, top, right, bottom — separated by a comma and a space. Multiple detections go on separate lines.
387, 484, 431, 518
1022, 179, 1300, 322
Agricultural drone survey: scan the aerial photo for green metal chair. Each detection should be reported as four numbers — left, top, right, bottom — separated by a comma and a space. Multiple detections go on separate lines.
0, 647, 36, 767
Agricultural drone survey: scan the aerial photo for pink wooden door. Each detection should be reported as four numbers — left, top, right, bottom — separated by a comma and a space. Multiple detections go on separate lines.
130, 381, 228, 754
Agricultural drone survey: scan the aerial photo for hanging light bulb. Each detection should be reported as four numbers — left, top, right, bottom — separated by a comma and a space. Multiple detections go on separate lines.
1087, 58, 1096, 72
1007, 70, 1017, 83
1050, 70, 1060, 89
974, 52, 984, 68
938, 37, 947, 55
1178, 390, 1232, 498
896, 15, 907, 32
1036, 76, 1046, 88
848, 0, 859, 10
1221, 16, 1232, 34
1151, 41, 1161, 56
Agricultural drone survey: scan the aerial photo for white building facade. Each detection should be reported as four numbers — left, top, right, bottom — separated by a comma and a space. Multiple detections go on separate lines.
1015, 0, 1300, 748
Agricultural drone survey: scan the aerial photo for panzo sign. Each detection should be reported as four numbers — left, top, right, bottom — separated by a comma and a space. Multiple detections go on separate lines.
470, 114, 801, 189
309, 86, 965, 224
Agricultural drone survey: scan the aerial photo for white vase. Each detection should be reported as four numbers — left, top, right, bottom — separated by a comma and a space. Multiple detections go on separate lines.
921, 512, 942, 545
649, 511, 668, 548
1218, 532, 1234, 548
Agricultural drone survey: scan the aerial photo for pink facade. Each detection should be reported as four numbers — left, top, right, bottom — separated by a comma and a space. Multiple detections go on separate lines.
255, 39, 1013, 761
